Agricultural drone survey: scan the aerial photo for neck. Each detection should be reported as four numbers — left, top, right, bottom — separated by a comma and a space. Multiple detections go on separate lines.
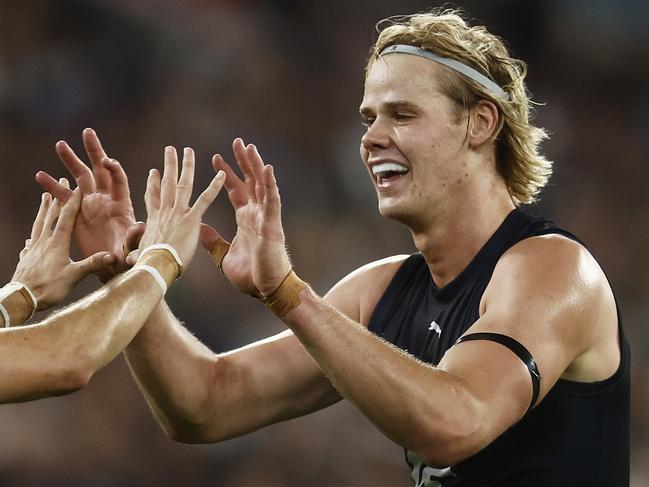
409, 179, 515, 288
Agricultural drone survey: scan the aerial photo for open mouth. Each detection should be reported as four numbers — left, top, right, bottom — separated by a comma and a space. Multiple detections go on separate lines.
371, 162, 410, 186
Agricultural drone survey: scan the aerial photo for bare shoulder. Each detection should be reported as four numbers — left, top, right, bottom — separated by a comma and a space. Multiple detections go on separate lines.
482, 233, 619, 382
489, 233, 610, 301
324, 254, 410, 325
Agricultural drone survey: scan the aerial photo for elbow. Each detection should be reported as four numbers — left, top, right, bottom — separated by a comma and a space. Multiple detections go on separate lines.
418, 436, 482, 469
161, 418, 229, 445
416, 423, 487, 468
167, 428, 215, 445
51, 358, 94, 395
412, 396, 490, 468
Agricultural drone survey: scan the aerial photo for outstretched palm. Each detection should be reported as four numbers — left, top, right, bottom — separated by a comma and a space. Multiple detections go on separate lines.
36, 129, 136, 281
73, 190, 134, 261
201, 139, 291, 297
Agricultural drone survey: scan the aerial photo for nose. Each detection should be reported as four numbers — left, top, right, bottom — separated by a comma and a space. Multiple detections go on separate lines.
360, 117, 391, 153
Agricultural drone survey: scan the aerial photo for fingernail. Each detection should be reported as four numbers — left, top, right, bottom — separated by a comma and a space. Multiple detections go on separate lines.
216, 170, 225, 179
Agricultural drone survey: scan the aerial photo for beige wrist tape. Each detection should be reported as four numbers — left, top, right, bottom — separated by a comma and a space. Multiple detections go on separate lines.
261, 271, 307, 318
0, 281, 37, 327
133, 245, 183, 293
208, 238, 231, 271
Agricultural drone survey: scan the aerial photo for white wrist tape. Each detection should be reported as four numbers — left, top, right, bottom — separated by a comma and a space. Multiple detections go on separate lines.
0, 282, 38, 311
132, 265, 168, 294
0, 281, 38, 326
139, 244, 183, 275
0, 304, 9, 327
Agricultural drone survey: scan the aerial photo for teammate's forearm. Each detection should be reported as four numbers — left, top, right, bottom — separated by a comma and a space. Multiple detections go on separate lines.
125, 300, 340, 444
0, 270, 164, 403
282, 286, 480, 466
124, 300, 225, 441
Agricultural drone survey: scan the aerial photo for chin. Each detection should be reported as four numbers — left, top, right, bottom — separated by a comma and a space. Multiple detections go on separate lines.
378, 199, 410, 223
378, 198, 431, 230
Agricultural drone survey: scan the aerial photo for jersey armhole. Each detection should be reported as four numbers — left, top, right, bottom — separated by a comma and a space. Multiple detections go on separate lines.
367, 253, 424, 334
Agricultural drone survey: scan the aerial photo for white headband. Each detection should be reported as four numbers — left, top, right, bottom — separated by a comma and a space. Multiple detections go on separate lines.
380, 44, 509, 101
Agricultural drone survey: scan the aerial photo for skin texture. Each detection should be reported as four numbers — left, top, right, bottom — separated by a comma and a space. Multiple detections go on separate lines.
36, 129, 136, 282
43, 50, 619, 470
11, 186, 115, 312
0, 139, 225, 404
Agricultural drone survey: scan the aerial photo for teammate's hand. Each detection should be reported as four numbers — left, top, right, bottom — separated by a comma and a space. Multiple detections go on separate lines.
12, 187, 116, 310
201, 138, 291, 297
131, 146, 225, 268
35, 128, 136, 282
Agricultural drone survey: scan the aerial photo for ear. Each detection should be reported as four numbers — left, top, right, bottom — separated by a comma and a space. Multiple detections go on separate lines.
467, 100, 499, 147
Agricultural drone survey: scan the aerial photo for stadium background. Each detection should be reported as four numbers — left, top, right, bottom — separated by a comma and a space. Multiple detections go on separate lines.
0, 0, 647, 485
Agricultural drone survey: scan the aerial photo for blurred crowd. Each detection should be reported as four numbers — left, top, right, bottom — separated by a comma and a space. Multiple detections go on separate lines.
0, 0, 647, 485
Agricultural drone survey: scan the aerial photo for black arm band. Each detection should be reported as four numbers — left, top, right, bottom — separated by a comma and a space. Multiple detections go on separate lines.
455, 332, 541, 411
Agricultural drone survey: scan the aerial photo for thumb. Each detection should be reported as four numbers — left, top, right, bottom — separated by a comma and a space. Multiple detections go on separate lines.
200, 223, 224, 250
200, 223, 231, 269
124, 221, 146, 256
125, 249, 141, 266
72, 252, 116, 280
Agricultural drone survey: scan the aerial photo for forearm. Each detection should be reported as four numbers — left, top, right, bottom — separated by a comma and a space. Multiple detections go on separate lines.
125, 300, 342, 444
0, 270, 163, 403
124, 300, 223, 441
282, 285, 481, 466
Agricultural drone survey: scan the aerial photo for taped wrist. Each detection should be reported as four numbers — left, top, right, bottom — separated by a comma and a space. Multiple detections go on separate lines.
132, 244, 183, 293
261, 271, 307, 318
208, 238, 231, 271
0, 281, 38, 327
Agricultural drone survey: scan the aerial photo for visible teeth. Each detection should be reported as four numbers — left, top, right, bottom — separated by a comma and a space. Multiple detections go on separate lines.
371, 162, 408, 175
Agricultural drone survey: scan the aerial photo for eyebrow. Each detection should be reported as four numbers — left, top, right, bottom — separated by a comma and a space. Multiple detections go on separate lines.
359, 100, 420, 115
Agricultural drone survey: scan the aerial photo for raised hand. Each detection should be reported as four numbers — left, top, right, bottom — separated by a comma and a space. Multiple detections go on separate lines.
132, 146, 226, 269
201, 138, 291, 297
11, 187, 116, 311
35, 128, 136, 281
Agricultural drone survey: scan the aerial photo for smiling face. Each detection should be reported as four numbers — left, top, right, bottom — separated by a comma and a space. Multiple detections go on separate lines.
359, 54, 474, 229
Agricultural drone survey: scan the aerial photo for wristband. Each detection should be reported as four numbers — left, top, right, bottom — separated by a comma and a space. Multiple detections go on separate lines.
140, 244, 184, 276
0, 281, 38, 327
132, 244, 183, 293
261, 271, 307, 318
133, 265, 169, 294
208, 238, 231, 272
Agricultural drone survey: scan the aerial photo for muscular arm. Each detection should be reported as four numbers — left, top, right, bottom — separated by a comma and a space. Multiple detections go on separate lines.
190, 140, 619, 466
280, 236, 619, 467
124, 303, 337, 443
2, 143, 224, 405
123, 256, 406, 443
0, 269, 164, 403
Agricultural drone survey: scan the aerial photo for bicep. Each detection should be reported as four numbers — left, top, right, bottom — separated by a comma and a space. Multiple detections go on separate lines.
436, 237, 603, 447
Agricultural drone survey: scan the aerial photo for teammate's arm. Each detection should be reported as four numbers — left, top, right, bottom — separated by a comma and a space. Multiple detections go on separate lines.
35, 134, 355, 443
123, 253, 404, 443
2, 184, 115, 328
227, 139, 618, 468
0, 146, 224, 404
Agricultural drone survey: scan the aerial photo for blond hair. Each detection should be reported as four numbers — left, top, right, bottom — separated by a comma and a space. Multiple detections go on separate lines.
366, 9, 552, 205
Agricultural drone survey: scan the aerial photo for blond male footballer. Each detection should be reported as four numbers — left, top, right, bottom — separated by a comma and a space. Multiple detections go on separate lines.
39, 10, 629, 487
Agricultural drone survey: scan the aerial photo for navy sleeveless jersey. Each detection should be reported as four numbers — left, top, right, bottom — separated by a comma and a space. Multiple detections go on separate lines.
368, 209, 630, 486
